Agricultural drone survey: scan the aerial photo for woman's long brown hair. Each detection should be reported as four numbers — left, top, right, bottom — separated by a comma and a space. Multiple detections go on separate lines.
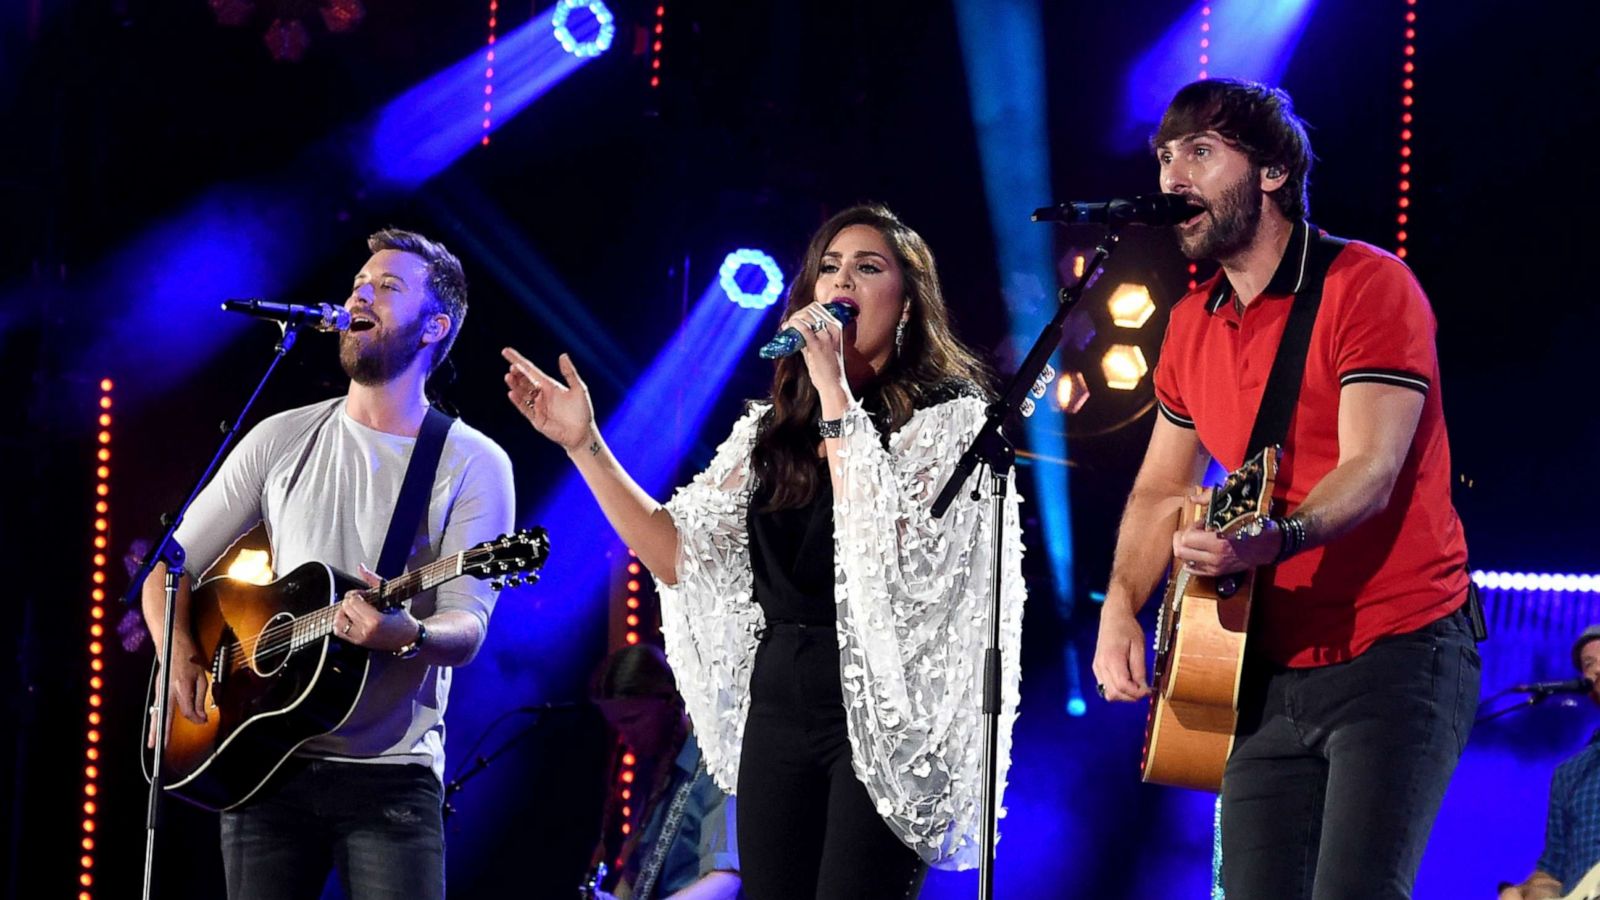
751, 204, 991, 511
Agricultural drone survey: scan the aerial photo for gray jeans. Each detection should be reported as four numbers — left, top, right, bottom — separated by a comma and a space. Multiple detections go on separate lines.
1220, 606, 1481, 900
220, 758, 445, 900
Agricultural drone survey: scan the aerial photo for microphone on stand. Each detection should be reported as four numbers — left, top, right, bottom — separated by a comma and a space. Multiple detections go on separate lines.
222, 299, 353, 333
1032, 193, 1204, 226
758, 299, 860, 360
1508, 677, 1593, 695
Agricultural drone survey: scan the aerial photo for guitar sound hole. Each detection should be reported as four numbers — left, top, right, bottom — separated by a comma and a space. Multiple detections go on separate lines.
248, 612, 299, 677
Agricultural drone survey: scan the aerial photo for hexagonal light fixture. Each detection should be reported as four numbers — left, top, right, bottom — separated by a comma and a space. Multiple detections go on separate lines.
1055, 370, 1090, 414
1107, 283, 1155, 329
1101, 344, 1149, 391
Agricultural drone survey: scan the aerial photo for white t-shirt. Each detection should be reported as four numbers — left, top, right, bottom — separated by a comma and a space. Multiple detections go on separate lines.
173, 396, 516, 779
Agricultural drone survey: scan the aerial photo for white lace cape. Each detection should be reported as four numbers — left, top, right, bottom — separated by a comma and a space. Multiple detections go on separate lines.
654, 394, 1027, 870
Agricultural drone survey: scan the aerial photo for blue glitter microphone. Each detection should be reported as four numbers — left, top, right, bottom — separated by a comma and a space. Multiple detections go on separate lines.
758, 299, 860, 360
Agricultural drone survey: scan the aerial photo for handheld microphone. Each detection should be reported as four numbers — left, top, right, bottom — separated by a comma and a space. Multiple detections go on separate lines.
1508, 677, 1593, 695
1031, 193, 1204, 227
222, 299, 353, 333
758, 299, 860, 360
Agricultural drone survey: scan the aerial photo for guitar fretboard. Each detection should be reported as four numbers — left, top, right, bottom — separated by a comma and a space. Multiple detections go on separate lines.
359, 553, 466, 612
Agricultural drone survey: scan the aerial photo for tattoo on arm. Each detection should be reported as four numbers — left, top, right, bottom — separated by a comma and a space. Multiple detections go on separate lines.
588, 439, 600, 456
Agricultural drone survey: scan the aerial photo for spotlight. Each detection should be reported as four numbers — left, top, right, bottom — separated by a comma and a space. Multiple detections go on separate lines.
551, 0, 615, 58
719, 249, 784, 310
209, 0, 254, 27
320, 0, 364, 33
263, 17, 310, 62
1055, 370, 1089, 414
225, 549, 275, 585
1108, 283, 1156, 329
1101, 344, 1149, 390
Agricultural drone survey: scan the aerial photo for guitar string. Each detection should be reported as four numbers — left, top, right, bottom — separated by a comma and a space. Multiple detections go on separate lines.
222, 536, 543, 666
215, 535, 542, 670
223, 551, 471, 663
220, 546, 500, 667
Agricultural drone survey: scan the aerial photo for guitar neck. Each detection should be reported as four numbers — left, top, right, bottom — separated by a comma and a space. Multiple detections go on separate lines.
362, 553, 467, 612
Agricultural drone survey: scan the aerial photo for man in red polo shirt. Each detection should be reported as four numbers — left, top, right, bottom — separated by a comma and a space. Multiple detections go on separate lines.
1092, 78, 1480, 898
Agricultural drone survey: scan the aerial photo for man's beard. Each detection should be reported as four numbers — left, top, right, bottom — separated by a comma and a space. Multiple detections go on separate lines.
1177, 172, 1263, 262
340, 315, 427, 385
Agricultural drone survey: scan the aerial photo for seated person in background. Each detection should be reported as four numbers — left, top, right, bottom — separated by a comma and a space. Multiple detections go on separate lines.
586, 644, 740, 900
1499, 625, 1600, 900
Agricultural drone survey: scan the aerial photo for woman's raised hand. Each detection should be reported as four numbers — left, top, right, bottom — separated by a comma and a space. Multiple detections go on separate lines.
503, 349, 597, 454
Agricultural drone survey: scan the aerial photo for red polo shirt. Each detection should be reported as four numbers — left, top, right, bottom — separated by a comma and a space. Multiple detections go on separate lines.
1152, 220, 1469, 667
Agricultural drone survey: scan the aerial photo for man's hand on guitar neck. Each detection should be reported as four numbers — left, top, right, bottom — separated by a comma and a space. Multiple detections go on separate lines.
333, 565, 425, 654
1172, 489, 1284, 577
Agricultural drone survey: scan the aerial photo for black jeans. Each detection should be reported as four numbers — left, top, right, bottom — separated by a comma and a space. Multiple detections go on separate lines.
219, 758, 445, 900
736, 624, 927, 900
1220, 607, 1481, 900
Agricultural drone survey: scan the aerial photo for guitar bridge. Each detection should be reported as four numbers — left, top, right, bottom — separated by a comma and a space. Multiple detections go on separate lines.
212, 631, 232, 687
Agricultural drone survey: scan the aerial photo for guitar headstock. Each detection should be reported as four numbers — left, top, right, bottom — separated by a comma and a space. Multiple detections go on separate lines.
1206, 445, 1280, 535
464, 527, 551, 591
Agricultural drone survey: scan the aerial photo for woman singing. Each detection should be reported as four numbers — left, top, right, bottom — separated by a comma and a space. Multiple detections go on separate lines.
503, 204, 1026, 899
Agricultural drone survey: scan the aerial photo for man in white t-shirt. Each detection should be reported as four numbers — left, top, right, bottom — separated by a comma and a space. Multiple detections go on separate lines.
142, 228, 515, 900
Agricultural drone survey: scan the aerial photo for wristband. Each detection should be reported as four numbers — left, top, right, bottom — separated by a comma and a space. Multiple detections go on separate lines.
394, 620, 429, 659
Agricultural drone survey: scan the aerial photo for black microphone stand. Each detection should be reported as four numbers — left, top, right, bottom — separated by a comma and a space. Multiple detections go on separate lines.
931, 225, 1122, 899
126, 321, 311, 900
441, 704, 577, 822
1475, 685, 1585, 725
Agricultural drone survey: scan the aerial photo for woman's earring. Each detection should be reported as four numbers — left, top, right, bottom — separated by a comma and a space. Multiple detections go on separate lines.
895, 320, 906, 355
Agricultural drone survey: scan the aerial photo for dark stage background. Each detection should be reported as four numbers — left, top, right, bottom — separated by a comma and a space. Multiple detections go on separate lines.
3, 1, 1598, 897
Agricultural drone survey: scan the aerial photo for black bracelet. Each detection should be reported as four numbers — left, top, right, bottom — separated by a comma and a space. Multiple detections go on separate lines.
818, 417, 844, 439
1275, 514, 1307, 562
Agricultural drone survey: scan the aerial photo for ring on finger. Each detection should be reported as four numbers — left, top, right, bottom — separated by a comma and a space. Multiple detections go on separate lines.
807, 320, 825, 334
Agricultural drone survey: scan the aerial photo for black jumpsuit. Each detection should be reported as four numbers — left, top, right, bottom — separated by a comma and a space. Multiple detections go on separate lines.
734, 459, 928, 900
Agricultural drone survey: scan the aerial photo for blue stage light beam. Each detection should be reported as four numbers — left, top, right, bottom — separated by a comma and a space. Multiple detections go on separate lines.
420, 184, 638, 396
71, 186, 326, 407
364, 3, 611, 191
448, 256, 778, 866
487, 255, 781, 671
1063, 641, 1087, 716
1117, 0, 1318, 153
953, 0, 1076, 615
60, 3, 615, 403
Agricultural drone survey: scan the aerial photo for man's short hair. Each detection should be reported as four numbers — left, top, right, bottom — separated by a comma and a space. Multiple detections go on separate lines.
1154, 78, 1315, 221
367, 228, 468, 372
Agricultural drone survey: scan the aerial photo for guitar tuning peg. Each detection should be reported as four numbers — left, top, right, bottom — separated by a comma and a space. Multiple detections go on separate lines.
1019, 397, 1036, 418
506, 575, 523, 588
1040, 362, 1056, 383
1029, 378, 1048, 400
490, 580, 504, 591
